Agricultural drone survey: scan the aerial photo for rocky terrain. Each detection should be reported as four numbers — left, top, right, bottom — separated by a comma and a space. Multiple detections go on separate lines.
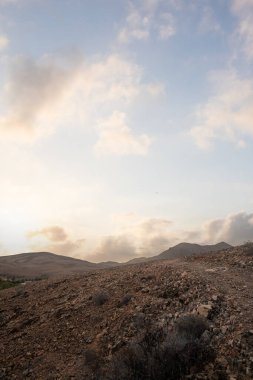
0, 244, 252, 379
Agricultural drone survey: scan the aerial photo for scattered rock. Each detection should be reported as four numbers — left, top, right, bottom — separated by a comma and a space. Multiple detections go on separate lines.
196, 303, 213, 318
0, 245, 252, 379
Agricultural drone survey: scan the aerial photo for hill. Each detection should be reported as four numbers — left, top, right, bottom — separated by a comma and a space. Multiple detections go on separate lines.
0, 252, 119, 280
125, 242, 232, 264
0, 242, 232, 280
157, 241, 231, 260
0, 244, 252, 379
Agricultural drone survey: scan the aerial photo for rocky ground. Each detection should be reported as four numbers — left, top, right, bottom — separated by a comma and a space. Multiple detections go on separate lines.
0, 245, 252, 379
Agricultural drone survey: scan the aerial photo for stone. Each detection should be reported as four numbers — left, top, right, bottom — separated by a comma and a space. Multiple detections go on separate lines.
196, 303, 213, 318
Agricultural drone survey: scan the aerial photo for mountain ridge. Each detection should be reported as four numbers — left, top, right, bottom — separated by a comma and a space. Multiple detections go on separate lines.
0, 241, 232, 279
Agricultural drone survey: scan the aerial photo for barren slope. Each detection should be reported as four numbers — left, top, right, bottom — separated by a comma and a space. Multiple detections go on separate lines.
0, 245, 252, 379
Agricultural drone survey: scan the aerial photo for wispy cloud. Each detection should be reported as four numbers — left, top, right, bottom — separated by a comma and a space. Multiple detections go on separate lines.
198, 5, 221, 34
232, 0, 253, 59
118, 1, 176, 44
27, 226, 68, 242
158, 12, 176, 40
190, 70, 253, 149
118, 3, 150, 43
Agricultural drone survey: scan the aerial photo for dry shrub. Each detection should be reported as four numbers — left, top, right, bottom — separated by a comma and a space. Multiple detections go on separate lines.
102, 315, 213, 380
175, 314, 208, 339
118, 294, 132, 307
93, 291, 109, 306
244, 242, 253, 256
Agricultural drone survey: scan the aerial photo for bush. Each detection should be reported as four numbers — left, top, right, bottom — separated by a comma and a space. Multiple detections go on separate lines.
84, 349, 99, 366
175, 314, 208, 340
244, 241, 253, 256
118, 294, 132, 307
102, 315, 213, 380
0, 278, 21, 291
93, 291, 109, 306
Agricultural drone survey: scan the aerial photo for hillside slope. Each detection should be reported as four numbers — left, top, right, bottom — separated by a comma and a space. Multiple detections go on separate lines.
0, 244, 252, 379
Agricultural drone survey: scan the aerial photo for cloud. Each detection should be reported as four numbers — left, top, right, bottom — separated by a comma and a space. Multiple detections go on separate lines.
146, 83, 165, 97
94, 111, 152, 156
118, 1, 176, 43
200, 212, 253, 246
0, 34, 9, 50
131, 218, 175, 256
190, 70, 253, 149
158, 12, 176, 40
25, 212, 253, 261
27, 226, 68, 242
92, 235, 136, 262
90, 217, 175, 262
0, 55, 81, 138
40, 239, 86, 257
198, 5, 221, 34
0, 242, 8, 256
0, 53, 154, 151
118, 4, 150, 43
27, 225, 86, 257
232, 0, 253, 59
90, 212, 253, 262
0, 0, 18, 5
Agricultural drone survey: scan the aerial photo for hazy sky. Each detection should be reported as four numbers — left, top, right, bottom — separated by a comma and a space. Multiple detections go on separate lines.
0, 0, 253, 261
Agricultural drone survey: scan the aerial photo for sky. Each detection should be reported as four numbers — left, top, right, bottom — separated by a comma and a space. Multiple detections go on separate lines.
0, 0, 253, 262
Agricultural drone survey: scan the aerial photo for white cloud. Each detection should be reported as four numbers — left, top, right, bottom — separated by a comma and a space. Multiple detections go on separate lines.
190, 70, 253, 149
0, 34, 9, 50
232, 0, 253, 59
94, 111, 152, 156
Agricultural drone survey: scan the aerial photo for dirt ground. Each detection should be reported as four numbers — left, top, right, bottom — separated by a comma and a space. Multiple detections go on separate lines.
0, 245, 252, 379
